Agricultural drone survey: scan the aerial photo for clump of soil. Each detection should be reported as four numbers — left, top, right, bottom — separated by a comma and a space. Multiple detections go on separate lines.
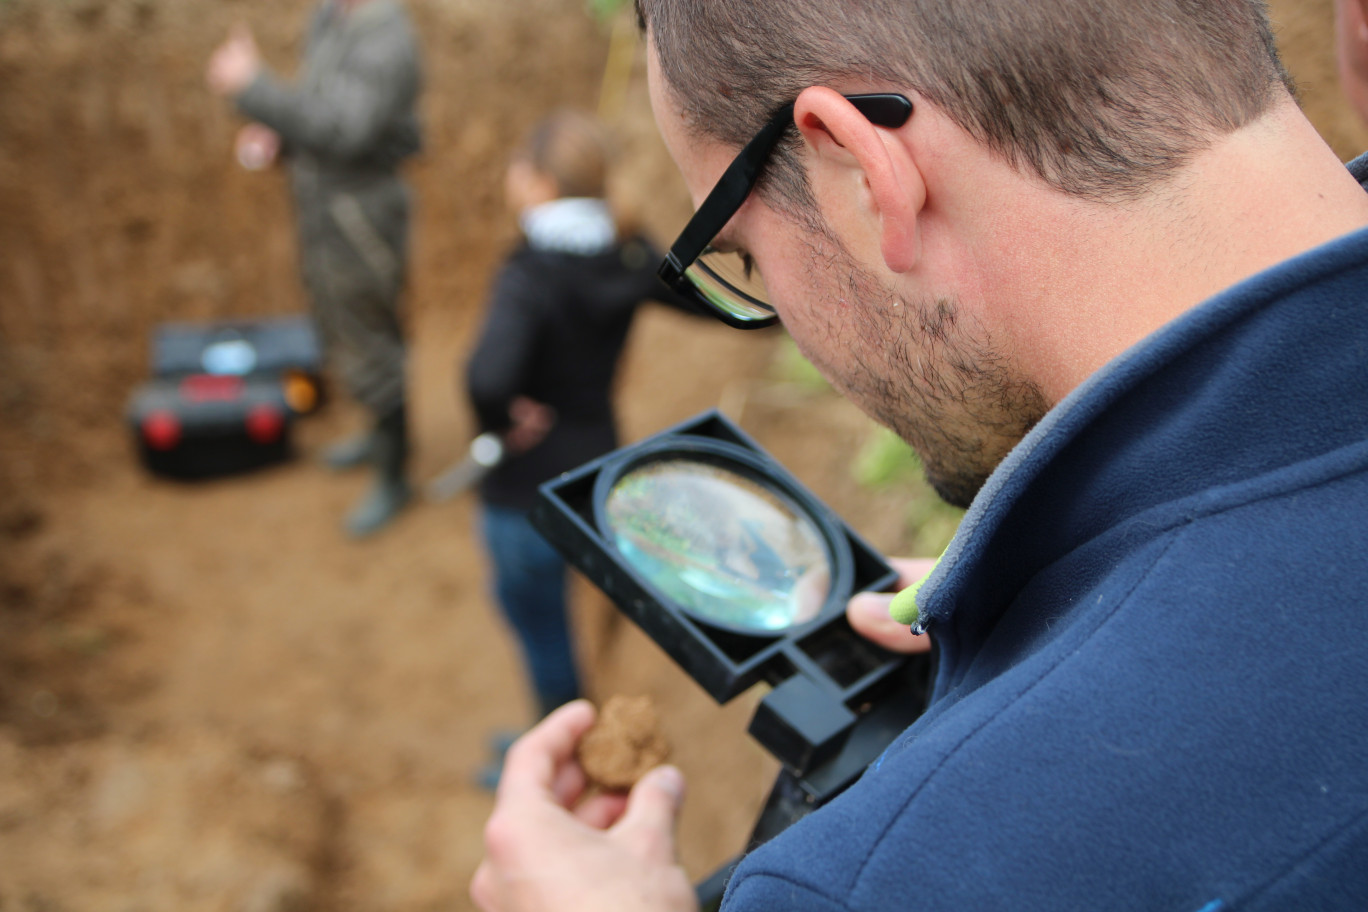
577, 695, 670, 791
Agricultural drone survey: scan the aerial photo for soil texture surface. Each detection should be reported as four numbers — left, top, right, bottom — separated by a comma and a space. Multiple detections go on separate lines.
1, 1, 1362, 908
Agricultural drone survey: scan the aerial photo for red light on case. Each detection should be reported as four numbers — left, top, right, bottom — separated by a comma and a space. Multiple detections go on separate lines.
245, 404, 284, 444
181, 374, 245, 402
143, 410, 181, 450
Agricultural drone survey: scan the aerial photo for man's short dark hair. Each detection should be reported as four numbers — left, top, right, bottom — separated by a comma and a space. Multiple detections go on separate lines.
638, 0, 1293, 206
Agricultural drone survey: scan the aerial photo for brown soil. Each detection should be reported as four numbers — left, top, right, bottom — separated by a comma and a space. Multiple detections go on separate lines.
577, 694, 670, 791
0, 1, 1361, 909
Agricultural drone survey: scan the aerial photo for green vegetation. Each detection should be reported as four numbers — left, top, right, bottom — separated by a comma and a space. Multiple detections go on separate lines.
586, 0, 631, 23
853, 426, 963, 556
770, 337, 832, 391
852, 425, 919, 488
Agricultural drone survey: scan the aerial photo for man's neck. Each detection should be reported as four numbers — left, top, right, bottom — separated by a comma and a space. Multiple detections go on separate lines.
980, 95, 1368, 405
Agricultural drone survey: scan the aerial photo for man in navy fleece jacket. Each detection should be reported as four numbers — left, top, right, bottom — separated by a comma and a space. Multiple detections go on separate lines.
472, 2, 1368, 910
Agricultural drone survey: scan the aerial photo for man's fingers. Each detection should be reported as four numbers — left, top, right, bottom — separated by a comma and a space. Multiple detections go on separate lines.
498, 700, 597, 800
845, 555, 938, 653
886, 556, 939, 589
574, 791, 631, 830
608, 766, 685, 863
549, 753, 589, 808
469, 861, 498, 912
847, 592, 934, 652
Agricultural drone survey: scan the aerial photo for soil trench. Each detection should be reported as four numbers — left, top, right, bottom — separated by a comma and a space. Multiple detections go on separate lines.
1, 1, 1363, 909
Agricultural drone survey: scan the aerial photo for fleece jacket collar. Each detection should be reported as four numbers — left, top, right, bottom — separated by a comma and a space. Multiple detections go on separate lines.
911, 156, 1368, 649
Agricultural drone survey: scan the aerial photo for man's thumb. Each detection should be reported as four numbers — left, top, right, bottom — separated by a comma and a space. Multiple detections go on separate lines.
611, 765, 685, 859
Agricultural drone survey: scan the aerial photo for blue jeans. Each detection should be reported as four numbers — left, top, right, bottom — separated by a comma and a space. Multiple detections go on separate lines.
480, 505, 581, 718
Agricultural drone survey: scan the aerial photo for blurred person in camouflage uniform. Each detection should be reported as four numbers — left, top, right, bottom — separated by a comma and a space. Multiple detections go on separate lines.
208, 0, 422, 538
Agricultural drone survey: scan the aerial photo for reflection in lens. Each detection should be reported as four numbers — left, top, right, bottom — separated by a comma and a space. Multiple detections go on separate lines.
604, 459, 831, 632
688, 248, 774, 321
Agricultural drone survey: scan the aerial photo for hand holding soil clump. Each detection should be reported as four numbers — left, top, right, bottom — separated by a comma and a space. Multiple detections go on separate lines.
576, 695, 670, 791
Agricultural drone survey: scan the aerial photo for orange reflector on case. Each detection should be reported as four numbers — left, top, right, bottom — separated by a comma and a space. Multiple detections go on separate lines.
283, 371, 319, 414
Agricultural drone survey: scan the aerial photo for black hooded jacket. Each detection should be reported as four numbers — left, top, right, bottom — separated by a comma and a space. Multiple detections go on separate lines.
465, 235, 705, 510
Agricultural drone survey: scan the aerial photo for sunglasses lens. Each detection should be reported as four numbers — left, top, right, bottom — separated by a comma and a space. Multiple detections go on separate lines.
685, 248, 775, 325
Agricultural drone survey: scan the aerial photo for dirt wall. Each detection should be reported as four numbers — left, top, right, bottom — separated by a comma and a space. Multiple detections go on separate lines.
1, 0, 1365, 909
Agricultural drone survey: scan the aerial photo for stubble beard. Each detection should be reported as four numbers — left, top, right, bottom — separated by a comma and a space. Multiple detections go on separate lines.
797, 238, 1049, 510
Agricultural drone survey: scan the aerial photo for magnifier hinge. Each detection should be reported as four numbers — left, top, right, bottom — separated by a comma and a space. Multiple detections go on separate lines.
749, 675, 856, 777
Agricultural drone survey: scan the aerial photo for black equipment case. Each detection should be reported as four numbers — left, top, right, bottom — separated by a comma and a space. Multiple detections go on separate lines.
126, 315, 324, 479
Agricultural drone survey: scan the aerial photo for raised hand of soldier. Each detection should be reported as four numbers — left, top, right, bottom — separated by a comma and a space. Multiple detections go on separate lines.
207, 24, 262, 98
234, 123, 281, 171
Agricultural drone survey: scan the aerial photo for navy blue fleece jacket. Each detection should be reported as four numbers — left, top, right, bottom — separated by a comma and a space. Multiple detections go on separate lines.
722, 159, 1368, 911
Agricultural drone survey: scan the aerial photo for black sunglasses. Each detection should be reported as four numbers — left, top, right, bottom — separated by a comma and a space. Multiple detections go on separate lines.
657, 93, 913, 329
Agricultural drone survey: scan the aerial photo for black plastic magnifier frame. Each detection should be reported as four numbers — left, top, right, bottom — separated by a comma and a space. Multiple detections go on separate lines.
657, 93, 914, 330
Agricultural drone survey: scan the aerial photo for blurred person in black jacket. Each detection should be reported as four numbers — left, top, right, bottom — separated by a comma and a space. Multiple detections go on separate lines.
463, 109, 706, 786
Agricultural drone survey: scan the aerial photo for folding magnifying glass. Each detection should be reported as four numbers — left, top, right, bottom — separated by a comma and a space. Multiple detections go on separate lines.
530, 410, 933, 906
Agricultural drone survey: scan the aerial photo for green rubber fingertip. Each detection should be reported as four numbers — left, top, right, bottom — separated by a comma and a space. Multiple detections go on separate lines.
888, 583, 922, 626
887, 551, 946, 626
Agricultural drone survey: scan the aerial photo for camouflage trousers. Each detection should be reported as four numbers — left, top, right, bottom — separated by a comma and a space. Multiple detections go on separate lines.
297, 175, 410, 417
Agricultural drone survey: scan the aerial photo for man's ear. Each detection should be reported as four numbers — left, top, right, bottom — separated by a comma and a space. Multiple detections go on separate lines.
792, 86, 925, 273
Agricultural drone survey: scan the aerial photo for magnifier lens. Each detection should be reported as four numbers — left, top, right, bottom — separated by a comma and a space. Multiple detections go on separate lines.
603, 459, 831, 633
